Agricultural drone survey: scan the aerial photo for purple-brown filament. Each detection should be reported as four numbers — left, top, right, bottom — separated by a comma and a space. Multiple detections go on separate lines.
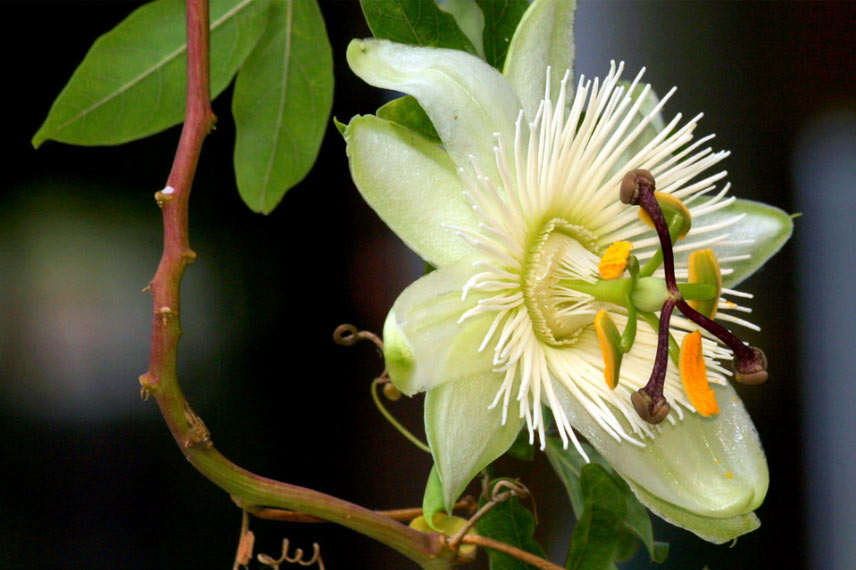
621, 169, 768, 424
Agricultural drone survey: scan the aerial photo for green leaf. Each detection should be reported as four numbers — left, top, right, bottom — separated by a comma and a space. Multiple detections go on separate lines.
376, 96, 441, 144
475, 479, 546, 570
476, 0, 529, 69
566, 464, 626, 570
545, 438, 666, 563
232, 0, 333, 213
359, 0, 477, 54
33, 0, 270, 147
505, 429, 534, 462
422, 464, 446, 531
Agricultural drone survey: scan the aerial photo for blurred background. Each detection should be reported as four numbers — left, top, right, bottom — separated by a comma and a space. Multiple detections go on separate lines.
1, 1, 854, 568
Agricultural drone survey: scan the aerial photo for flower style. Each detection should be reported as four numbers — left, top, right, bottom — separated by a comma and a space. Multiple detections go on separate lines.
343, 1, 791, 544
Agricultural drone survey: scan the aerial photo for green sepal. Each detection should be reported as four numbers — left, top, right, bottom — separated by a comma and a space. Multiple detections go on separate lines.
438, 0, 486, 59
333, 117, 347, 136
382, 255, 497, 396
694, 199, 794, 288
503, 0, 578, 121
344, 114, 479, 267
346, 38, 522, 186
422, 464, 446, 531
425, 370, 525, 512
549, 379, 768, 544
376, 95, 441, 144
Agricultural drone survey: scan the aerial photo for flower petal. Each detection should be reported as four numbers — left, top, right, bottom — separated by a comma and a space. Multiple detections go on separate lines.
346, 39, 521, 185
552, 380, 768, 542
687, 198, 793, 288
383, 255, 498, 396
425, 369, 525, 512
626, 481, 760, 544
344, 114, 479, 267
503, 0, 578, 121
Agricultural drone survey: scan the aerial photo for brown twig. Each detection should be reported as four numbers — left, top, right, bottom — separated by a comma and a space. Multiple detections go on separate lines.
247, 496, 478, 524
448, 480, 531, 550
459, 535, 565, 570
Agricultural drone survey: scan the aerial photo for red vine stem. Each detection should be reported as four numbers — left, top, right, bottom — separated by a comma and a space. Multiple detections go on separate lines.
137, 1, 452, 568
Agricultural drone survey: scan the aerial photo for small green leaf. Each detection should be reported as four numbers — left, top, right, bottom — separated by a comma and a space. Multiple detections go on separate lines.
566, 464, 626, 570
545, 438, 666, 564
376, 96, 441, 144
359, 0, 477, 54
475, 479, 546, 570
544, 438, 610, 518
422, 464, 447, 532
653, 541, 669, 563
233, 0, 333, 213
33, 0, 270, 147
505, 429, 535, 462
476, 0, 529, 69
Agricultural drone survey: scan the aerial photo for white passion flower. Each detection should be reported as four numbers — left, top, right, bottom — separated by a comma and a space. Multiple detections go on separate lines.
343, 35, 791, 543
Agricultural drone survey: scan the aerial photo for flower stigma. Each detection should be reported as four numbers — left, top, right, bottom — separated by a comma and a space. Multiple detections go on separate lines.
452, 62, 768, 457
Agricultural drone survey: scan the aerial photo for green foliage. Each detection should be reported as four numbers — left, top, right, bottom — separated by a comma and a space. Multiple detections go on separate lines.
232, 0, 333, 213
377, 96, 441, 144
359, 0, 477, 54
504, 428, 535, 462
566, 464, 627, 570
545, 438, 668, 566
476, 0, 529, 69
475, 478, 546, 570
32, 0, 270, 147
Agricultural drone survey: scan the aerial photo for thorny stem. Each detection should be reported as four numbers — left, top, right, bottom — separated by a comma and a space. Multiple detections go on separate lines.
137, 1, 452, 568
136, 3, 570, 570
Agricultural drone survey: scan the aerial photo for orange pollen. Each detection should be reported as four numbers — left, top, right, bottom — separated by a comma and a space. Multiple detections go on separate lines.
679, 331, 719, 417
594, 310, 620, 390
598, 241, 633, 279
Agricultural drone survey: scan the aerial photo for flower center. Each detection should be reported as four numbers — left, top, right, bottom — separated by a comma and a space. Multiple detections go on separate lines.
522, 218, 599, 347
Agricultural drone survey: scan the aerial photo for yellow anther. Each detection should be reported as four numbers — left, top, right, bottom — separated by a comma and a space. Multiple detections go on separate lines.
594, 310, 623, 389
638, 191, 692, 240
679, 331, 719, 417
598, 241, 633, 279
688, 248, 723, 319
726, 472, 734, 479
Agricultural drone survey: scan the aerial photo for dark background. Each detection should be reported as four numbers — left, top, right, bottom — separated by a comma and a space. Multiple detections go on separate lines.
1, 1, 854, 568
